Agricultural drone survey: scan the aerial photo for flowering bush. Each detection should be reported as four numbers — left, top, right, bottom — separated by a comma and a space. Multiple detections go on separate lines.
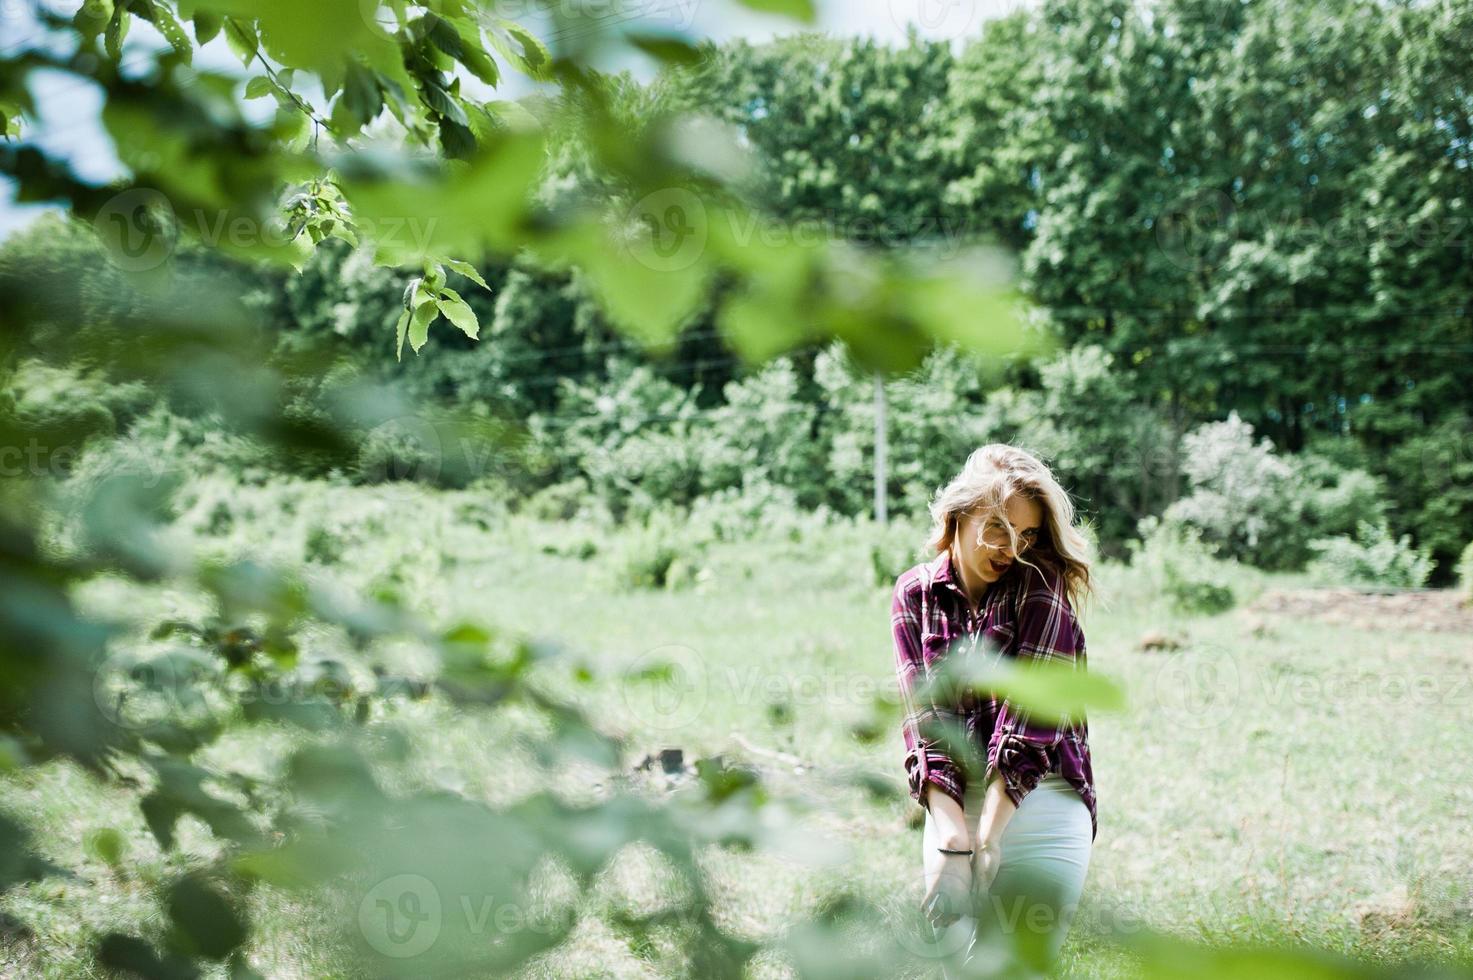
1308, 520, 1434, 589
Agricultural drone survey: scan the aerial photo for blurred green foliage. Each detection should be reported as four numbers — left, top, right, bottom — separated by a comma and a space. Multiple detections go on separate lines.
2, 0, 1472, 977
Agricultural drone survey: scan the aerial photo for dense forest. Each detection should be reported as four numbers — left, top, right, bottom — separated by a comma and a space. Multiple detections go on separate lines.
6, 0, 1471, 579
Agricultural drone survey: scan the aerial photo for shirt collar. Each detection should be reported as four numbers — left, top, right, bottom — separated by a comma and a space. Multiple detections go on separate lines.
926, 549, 958, 592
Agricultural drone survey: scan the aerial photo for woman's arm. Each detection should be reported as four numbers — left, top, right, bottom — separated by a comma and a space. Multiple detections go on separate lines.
922, 786, 974, 925
924, 784, 971, 849
972, 776, 1018, 891
891, 577, 967, 811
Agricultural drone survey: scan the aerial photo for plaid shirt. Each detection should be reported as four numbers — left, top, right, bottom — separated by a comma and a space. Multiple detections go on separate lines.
891, 549, 1098, 841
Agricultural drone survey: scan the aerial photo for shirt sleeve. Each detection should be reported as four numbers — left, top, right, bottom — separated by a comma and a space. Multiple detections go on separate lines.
891, 576, 966, 812
986, 564, 1081, 808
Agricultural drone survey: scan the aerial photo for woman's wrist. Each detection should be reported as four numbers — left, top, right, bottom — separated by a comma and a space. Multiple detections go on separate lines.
975, 776, 1017, 848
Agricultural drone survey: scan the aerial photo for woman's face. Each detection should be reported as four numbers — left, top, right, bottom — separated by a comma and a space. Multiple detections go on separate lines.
952, 494, 1044, 586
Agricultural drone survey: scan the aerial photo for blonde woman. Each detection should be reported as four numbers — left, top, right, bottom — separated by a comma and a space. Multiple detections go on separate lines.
890, 444, 1097, 974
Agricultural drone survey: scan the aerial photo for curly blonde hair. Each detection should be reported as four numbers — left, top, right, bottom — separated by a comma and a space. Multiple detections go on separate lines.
925, 443, 1095, 610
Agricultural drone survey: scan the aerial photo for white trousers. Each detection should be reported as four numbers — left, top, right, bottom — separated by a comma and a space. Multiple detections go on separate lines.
923, 773, 1093, 976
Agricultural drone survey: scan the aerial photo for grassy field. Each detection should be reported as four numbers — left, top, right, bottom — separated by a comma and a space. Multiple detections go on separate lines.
3, 479, 1472, 977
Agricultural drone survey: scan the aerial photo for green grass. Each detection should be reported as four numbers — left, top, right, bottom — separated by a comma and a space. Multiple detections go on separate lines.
3, 480, 1471, 977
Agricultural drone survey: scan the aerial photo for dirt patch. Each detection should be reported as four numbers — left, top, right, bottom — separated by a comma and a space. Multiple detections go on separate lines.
1246, 587, 1473, 634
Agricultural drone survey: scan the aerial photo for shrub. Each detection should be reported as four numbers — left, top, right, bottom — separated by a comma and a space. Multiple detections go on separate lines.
815, 341, 999, 519
607, 530, 683, 590
603, 508, 705, 591
1129, 516, 1237, 614
1294, 452, 1389, 541
304, 523, 346, 565
1308, 520, 1434, 588
1012, 345, 1179, 557
534, 358, 709, 521
869, 519, 927, 588
1457, 541, 1473, 605
703, 357, 825, 508
686, 480, 825, 544
521, 476, 593, 522
1381, 415, 1473, 577
353, 418, 444, 487
1161, 412, 1307, 571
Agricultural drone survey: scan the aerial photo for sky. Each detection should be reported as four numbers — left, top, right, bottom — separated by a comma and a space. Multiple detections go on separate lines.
0, 0, 1031, 240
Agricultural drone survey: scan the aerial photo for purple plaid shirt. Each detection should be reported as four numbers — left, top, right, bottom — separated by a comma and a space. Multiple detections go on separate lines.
891, 549, 1098, 841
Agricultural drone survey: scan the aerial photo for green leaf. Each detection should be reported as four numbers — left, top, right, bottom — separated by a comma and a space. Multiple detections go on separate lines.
419, 80, 468, 126
84, 828, 127, 867
489, 20, 552, 80
393, 307, 410, 360
438, 117, 477, 159
541, 219, 709, 346
425, 14, 464, 59
629, 33, 705, 67
732, 0, 816, 20
166, 875, 248, 960
435, 287, 478, 339
243, 75, 273, 99
193, 9, 221, 44
73, 0, 112, 39
447, 17, 500, 86
458, 45, 500, 88
222, 16, 257, 67
341, 130, 546, 265
339, 61, 382, 130
328, 223, 358, 248
104, 3, 129, 61
445, 258, 490, 292
407, 299, 438, 353
924, 656, 1126, 724
141, 0, 193, 62
408, 278, 435, 308
208, 0, 399, 80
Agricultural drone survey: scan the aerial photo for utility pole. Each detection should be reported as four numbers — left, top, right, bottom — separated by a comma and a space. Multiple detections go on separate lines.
873, 374, 888, 525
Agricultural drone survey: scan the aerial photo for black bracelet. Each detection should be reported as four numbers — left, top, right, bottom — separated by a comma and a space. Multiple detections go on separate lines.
936, 847, 974, 855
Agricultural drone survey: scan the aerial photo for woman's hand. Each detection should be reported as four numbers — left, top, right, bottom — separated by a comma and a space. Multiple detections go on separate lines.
923, 852, 974, 927
973, 839, 1003, 895
921, 786, 975, 926
972, 776, 1016, 897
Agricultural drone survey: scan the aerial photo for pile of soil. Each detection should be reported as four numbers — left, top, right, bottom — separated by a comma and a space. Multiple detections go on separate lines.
1247, 587, 1473, 634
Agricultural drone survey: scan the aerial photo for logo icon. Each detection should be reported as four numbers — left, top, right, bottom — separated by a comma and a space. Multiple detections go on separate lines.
359, 873, 442, 958
619, 644, 708, 732
622, 188, 709, 273
357, 415, 444, 501
1149, 641, 1241, 731
889, 0, 983, 43
1155, 188, 1235, 273
93, 188, 179, 272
